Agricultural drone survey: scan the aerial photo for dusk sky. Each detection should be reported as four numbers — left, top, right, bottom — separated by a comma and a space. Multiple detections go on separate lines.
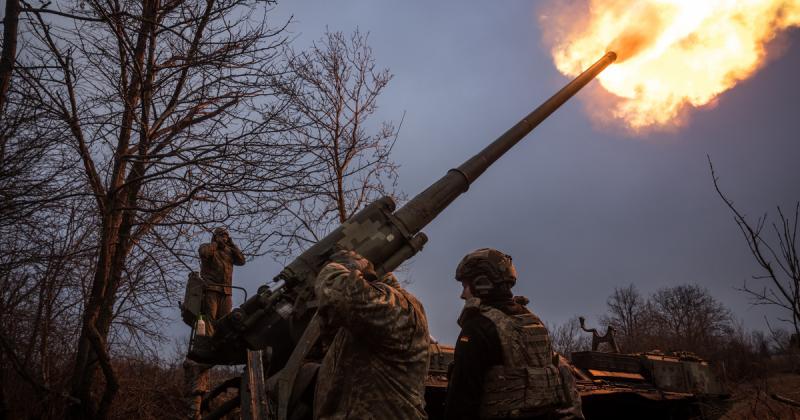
170, 1, 800, 347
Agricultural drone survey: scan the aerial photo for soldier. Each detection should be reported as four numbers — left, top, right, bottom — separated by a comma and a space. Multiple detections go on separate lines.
445, 248, 583, 420
183, 228, 244, 419
313, 249, 430, 420
198, 227, 245, 320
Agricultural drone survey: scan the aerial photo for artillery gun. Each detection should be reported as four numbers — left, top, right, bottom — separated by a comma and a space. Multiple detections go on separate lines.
182, 53, 617, 419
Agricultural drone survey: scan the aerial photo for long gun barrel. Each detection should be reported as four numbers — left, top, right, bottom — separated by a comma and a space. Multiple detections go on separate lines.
395, 51, 617, 234
188, 52, 617, 368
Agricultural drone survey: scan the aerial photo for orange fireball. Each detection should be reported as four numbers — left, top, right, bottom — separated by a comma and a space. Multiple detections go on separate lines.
542, 0, 800, 129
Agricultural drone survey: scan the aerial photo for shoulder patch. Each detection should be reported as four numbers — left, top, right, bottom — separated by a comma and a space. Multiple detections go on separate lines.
459, 336, 470, 343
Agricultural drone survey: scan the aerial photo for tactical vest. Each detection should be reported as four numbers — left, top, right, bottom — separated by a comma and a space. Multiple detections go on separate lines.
478, 306, 569, 419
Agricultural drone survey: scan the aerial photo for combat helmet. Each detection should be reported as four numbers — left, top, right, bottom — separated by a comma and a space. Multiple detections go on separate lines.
455, 248, 517, 296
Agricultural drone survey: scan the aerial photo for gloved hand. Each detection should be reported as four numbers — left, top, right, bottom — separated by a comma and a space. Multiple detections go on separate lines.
329, 249, 377, 281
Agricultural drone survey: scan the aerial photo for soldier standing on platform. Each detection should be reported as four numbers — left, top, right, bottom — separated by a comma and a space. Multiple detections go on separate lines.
184, 227, 246, 419
199, 227, 246, 320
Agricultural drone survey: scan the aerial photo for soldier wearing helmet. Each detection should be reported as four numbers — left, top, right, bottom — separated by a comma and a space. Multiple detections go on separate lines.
444, 248, 583, 420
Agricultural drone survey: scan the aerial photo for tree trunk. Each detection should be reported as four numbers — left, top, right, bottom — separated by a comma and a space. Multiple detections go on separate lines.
0, 0, 19, 115
68, 216, 121, 419
67, 1, 157, 416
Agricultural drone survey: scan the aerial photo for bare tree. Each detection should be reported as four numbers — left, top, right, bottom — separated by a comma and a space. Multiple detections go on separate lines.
2, 8, 406, 420
600, 284, 655, 352
594, 283, 786, 379
273, 29, 403, 254
9, 0, 307, 417
0, 0, 20, 115
0, 198, 93, 417
710, 157, 800, 346
597, 283, 734, 357
0, 15, 95, 412
549, 316, 591, 357
649, 284, 733, 354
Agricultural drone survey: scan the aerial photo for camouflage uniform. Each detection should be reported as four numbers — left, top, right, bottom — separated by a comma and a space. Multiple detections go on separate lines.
313, 254, 430, 420
182, 228, 242, 419
445, 249, 583, 420
198, 228, 245, 320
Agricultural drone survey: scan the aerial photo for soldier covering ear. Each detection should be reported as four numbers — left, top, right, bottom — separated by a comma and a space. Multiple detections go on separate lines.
313, 249, 430, 419
199, 227, 245, 320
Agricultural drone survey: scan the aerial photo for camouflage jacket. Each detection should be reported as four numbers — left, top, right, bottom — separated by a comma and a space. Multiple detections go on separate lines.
198, 241, 245, 294
313, 262, 430, 420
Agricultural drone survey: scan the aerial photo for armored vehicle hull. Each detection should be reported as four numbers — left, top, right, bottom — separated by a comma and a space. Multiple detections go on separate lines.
424, 344, 729, 419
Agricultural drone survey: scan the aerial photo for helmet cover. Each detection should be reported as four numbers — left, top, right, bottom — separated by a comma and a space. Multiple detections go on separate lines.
455, 248, 517, 295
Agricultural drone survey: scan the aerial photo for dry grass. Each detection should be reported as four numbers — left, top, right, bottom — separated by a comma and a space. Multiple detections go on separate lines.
720, 373, 800, 420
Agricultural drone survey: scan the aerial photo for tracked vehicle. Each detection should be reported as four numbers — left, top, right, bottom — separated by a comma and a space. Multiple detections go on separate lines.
424, 342, 728, 420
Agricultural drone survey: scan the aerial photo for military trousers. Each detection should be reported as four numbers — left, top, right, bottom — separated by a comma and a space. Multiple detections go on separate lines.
203, 290, 232, 320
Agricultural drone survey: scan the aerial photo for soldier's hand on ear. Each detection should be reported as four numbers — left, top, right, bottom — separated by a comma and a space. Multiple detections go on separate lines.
330, 250, 377, 280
